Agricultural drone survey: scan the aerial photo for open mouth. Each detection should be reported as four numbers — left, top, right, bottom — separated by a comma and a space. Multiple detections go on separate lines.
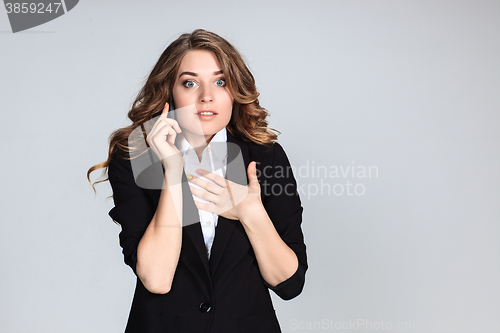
196, 109, 218, 120
197, 111, 217, 116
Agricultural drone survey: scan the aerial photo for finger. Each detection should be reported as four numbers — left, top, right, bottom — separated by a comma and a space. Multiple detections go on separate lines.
193, 199, 216, 214
148, 104, 170, 140
188, 184, 219, 204
188, 174, 224, 194
153, 123, 176, 145
247, 161, 260, 187
152, 117, 179, 138
160, 104, 182, 134
225, 179, 236, 209
167, 119, 182, 133
195, 168, 227, 188
161, 102, 170, 116
166, 126, 177, 145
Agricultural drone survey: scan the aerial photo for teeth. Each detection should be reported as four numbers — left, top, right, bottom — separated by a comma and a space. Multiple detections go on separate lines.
199, 112, 214, 115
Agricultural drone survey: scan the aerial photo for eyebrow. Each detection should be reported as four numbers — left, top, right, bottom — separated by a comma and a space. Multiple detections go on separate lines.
178, 70, 224, 79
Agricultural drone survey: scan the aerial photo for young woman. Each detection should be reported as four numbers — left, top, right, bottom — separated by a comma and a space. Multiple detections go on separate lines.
88, 29, 307, 333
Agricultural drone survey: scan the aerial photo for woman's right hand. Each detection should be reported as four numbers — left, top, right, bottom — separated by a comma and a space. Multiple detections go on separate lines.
146, 102, 183, 170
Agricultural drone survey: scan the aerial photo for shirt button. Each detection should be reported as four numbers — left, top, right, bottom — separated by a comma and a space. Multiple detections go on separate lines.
206, 221, 211, 225
207, 147, 212, 152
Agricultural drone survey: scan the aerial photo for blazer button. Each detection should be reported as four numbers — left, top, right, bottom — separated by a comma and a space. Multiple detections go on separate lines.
198, 302, 212, 313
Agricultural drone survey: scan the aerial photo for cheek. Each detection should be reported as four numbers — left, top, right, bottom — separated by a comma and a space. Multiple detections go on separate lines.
176, 111, 188, 123
172, 87, 191, 107
175, 109, 196, 128
219, 91, 234, 109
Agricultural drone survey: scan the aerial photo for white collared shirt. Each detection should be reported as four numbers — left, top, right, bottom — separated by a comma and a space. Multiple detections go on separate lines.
177, 127, 228, 259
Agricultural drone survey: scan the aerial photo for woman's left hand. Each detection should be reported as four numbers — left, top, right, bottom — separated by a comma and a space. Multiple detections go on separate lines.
187, 161, 262, 221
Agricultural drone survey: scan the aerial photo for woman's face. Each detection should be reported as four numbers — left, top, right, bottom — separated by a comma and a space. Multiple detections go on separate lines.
172, 49, 234, 142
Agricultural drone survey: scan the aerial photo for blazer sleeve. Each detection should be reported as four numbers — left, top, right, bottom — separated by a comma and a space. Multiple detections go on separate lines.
260, 142, 308, 300
107, 152, 156, 275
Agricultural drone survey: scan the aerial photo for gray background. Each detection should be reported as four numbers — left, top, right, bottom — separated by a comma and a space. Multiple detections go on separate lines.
1, 0, 499, 332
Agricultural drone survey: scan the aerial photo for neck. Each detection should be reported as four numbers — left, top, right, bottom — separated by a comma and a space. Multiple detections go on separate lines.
182, 131, 216, 162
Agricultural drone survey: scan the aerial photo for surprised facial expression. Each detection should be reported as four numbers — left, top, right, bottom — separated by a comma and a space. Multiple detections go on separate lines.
172, 49, 234, 143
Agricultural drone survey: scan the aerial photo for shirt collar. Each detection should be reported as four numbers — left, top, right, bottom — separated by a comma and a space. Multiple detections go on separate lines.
177, 127, 228, 161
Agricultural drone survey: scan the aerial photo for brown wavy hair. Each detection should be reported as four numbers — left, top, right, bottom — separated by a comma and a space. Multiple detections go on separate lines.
87, 28, 280, 194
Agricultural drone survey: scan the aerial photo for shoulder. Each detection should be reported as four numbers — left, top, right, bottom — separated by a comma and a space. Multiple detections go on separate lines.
246, 140, 274, 155
244, 140, 293, 175
250, 140, 289, 160
108, 149, 133, 180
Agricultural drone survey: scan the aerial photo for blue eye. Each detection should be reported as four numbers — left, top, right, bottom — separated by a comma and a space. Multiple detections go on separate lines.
184, 80, 195, 88
216, 79, 226, 87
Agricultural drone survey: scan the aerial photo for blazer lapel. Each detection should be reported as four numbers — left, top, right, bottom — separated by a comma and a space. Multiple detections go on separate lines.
209, 131, 250, 276
181, 168, 212, 278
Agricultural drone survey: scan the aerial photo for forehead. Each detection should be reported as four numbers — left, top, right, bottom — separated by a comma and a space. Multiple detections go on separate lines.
178, 49, 222, 73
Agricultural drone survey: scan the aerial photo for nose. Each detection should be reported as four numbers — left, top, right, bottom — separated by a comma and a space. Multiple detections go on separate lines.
199, 84, 214, 103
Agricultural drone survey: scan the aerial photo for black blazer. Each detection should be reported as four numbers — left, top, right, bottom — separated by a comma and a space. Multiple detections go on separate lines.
108, 130, 308, 333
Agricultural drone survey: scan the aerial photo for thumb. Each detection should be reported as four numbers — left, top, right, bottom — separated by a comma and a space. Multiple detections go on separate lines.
247, 161, 259, 187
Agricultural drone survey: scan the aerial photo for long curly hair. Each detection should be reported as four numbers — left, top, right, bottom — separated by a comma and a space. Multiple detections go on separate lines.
87, 29, 279, 193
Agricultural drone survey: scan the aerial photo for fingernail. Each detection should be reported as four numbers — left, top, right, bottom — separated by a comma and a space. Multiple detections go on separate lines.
186, 174, 192, 180
165, 102, 169, 108
196, 169, 202, 174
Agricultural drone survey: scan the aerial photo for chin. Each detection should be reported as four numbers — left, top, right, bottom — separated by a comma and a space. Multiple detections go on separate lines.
201, 124, 226, 135
183, 127, 218, 138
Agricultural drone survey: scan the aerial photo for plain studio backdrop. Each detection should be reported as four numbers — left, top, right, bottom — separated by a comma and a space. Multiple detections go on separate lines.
1, 1, 499, 332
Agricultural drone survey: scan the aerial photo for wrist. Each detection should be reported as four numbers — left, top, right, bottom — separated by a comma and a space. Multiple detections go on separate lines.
163, 165, 183, 184
239, 201, 266, 226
